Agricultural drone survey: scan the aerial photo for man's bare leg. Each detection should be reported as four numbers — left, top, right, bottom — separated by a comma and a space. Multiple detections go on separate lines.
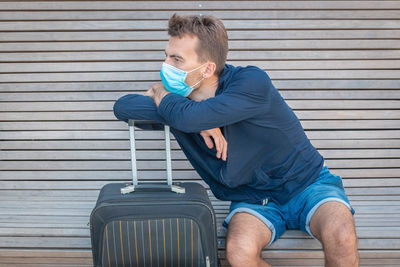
226, 212, 273, 267
309, 201, 359, 267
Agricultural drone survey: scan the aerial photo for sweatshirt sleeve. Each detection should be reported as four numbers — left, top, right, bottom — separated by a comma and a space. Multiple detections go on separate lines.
113, 93, 167, 130
157, 68, 270, 133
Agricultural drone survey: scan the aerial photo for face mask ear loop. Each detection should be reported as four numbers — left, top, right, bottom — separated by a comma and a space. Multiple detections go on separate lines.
186, 62, 207, 88
187, 62, 208, 73
189, 76, 205, 89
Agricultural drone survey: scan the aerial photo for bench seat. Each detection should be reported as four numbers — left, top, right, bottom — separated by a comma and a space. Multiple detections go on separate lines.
0, 187, 399, 266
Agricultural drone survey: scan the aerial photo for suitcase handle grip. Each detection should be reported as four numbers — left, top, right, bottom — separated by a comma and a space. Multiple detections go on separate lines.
122, 183, 184, 193
121, 119, 185, 194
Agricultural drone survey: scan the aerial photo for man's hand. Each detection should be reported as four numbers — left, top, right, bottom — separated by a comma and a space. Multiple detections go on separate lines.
144, 83, 170, 107
145, 83, 227, 160
200, 127, 227, 161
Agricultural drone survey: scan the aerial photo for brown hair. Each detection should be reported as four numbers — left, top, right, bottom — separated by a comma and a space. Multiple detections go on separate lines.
167, 13, 228, 76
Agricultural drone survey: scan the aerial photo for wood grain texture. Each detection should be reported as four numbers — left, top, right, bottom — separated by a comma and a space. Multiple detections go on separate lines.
0, 1, 399, 266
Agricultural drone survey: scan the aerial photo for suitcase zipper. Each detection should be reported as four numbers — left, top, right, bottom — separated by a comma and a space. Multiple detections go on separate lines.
91, 200, 216, 237
90, 197, 212, 221
94, 200, 215, 226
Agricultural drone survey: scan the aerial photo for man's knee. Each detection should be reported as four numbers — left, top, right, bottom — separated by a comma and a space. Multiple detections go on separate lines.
331, 223, 357, 247
320, 210, 358, 254
225, 212, 272, 265
309, 202, 359, 265
310, 202, 357, 248
226, 237, 260, 264
322, 219, 359, 265
322, 211, 356, 241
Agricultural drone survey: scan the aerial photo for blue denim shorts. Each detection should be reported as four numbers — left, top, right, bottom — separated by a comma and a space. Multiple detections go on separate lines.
222, 165, 355, 247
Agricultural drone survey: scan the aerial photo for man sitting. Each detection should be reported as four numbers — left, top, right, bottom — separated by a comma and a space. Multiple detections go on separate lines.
113, 13, 359, 267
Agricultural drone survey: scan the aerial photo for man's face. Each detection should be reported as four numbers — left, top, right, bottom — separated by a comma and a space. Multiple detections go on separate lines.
164, 34, 205, 87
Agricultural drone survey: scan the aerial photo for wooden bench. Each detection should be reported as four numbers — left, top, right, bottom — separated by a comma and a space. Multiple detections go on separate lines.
1, 1, 399, 266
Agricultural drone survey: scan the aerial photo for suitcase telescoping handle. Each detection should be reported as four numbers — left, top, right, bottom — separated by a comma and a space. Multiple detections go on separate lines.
120, 119, 186, 195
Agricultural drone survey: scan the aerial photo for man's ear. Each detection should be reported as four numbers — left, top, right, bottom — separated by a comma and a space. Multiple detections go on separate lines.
203, 62, 217, 78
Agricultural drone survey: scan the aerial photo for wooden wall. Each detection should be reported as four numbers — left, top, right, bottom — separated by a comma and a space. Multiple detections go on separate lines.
0, 1, 399, 266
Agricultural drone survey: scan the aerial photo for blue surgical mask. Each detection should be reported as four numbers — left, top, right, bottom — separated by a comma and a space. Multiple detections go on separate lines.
160, 62, 207, 97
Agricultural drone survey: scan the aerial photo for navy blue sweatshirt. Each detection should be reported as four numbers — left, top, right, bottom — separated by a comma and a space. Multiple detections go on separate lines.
113, 64, 325, 205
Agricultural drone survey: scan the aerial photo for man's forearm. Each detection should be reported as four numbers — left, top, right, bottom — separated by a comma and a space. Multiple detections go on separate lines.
113, 93, 167, 130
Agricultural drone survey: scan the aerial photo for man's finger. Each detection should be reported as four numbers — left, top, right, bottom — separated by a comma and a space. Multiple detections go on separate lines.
222, 140, 227, 161
202, 135, 214, 149
218, 137, 224, 160
216, 135, 222, 159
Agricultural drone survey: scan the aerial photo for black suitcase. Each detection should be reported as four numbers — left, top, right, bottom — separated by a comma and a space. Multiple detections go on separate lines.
90, 119, 219, 267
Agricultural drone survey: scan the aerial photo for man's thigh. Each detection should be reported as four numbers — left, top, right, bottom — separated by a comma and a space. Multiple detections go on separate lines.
223, 201, 287, 247
226, 212, 273, 252
295, 166, 356, 240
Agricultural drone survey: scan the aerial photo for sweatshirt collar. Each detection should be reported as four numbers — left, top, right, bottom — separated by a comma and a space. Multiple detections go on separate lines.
216, 64, 235, 96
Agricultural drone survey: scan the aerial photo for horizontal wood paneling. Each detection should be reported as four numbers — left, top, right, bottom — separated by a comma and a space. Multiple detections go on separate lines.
1, 1, 399, 10
0, 1, 399, 266
1, 40, 400, 51
1, 10, 400, 21
3, 20, 400, 31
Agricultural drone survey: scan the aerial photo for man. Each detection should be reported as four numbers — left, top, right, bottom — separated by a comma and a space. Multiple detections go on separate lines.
113, 13, 359, 267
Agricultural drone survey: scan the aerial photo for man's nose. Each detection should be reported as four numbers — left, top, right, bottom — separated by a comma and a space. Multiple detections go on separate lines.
164, 57, 172, 65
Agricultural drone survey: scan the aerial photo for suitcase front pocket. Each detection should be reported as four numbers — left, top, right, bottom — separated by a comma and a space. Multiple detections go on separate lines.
101, 217, 207, 267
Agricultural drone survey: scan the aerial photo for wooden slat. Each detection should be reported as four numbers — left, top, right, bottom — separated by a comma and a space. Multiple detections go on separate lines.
0, 167, 400, 181
2, 119, 398, 130
2, 29, 400, 42
2, 20, 398, 31
1, 117, 399, 130
1, 113, 399, 130
0, 169, 394, 181
3, 60, 400, 72
1, 235, 399, 250
0, 92, 400, 103
1, 189, 399, 200
2, 10, 400, 21
2, 159, 400, 170
3, 92, 400, 103
1, 40, 399, 52
2, 225, 400, 239
1, 80, 398, 92
0, 1, 399, 10
2, 51, 400, 61
1, 149, 400, 160
1, 199, 399, 211
1, 70, 399, 82
0, 139, 399, 150
1, 130, 399, 140
0, 249, 399, 266
1, 179, 400, 190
